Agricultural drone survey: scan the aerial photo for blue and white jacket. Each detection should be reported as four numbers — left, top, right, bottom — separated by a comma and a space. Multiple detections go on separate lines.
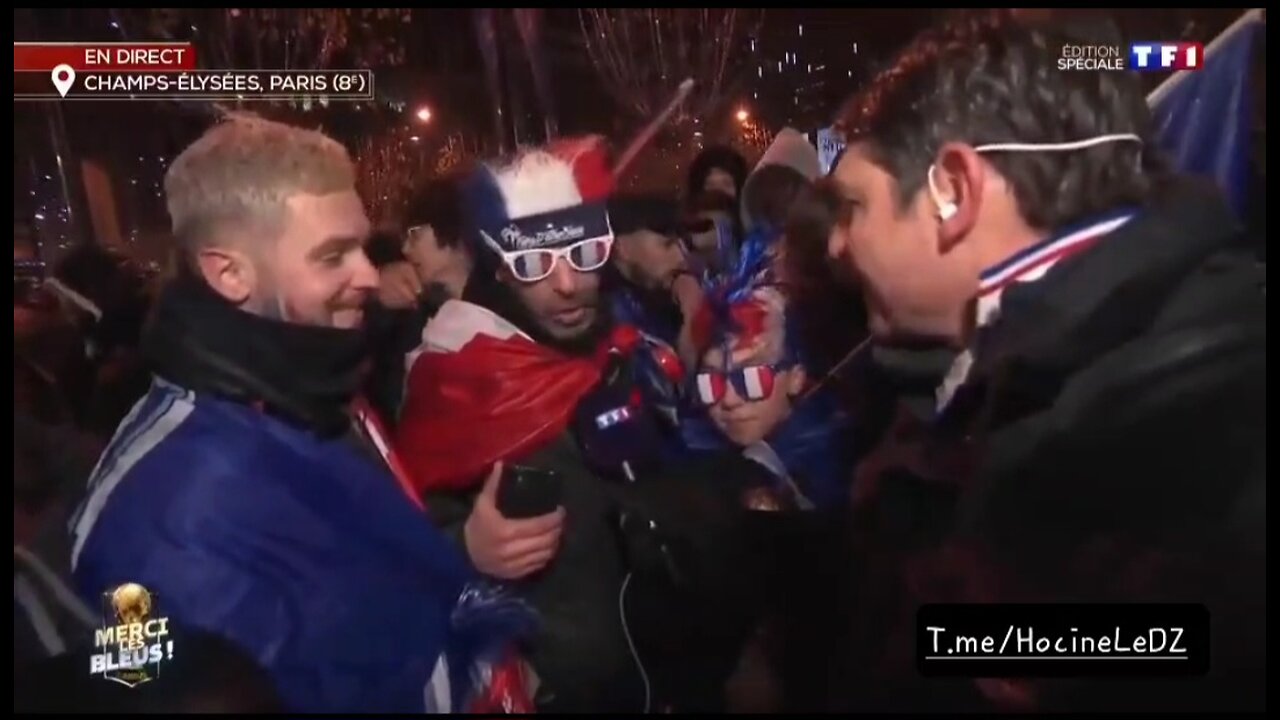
68, 379, 522, 712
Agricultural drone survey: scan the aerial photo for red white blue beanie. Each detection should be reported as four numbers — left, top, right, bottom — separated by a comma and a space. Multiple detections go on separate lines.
463, 135, 616, 256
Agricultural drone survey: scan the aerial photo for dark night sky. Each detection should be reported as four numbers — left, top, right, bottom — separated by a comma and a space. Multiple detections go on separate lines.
12, 8, 944, 162
14, 8, 1255, 262
15, 8, 1251, 139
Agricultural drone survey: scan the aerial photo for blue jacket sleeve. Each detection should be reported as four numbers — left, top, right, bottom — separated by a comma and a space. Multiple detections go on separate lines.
76, 455, 462, 713
148, 545, 449, 712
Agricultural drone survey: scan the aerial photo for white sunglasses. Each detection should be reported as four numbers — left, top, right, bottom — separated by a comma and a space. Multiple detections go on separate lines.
480, 233, 614, 283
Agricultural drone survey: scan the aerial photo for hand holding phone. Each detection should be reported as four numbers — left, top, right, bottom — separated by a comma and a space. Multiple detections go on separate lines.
497, 465, 564, 519
464, 463, 565, 580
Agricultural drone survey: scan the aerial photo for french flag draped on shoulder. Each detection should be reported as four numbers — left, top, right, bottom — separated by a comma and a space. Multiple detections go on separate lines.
396, 300, 603, 494
1148, 9, 1264, 219
396, 136, 619, 495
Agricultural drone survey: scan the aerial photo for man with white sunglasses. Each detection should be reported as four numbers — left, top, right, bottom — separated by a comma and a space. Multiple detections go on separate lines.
394, 136, 756, 712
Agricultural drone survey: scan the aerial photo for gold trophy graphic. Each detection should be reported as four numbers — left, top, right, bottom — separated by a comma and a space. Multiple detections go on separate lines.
112, 583, 152, 628
99, 582, 163, 687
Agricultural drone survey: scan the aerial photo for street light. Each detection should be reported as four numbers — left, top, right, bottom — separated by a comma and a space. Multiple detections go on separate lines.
736, 108, 750, 123
415, 106, 432, 123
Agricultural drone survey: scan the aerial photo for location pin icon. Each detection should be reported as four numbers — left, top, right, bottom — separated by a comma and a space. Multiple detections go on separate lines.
51, 64, 76, 98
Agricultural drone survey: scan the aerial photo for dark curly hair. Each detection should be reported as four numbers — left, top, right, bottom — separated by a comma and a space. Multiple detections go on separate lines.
404, 173, 466, 249
836, 9, 1168, 231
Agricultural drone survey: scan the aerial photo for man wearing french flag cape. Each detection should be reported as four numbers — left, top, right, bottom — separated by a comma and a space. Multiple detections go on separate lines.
398, 136, 624, 496
396, 136, 756, 712
822, 11, 1264, 711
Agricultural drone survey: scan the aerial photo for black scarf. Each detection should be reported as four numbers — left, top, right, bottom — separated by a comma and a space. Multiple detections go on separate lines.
143, 271, 368, 437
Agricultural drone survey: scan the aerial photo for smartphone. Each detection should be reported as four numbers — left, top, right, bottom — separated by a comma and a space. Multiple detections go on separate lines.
497, 466, 563, 519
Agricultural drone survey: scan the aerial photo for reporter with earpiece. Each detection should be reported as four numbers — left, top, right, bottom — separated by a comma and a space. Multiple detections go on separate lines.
822, 10, 1264, 713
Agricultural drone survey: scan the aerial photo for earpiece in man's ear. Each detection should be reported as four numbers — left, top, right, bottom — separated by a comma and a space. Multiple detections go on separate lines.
927, 164, 959, 221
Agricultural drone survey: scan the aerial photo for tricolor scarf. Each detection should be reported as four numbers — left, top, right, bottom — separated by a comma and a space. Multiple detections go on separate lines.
936, 209, 1138, 414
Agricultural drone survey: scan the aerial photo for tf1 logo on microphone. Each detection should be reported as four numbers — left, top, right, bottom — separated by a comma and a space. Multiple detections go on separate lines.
1129, 42, 1204, 71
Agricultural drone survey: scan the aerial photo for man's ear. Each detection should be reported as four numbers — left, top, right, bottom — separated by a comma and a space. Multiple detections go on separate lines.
932, 142, 986, 254
404, 224, 436, 256
614, 235, 658, 289
195, 246, 256, 306
612, 232, 634, 262
785, 365, 808, 398
610, 234, 640, 277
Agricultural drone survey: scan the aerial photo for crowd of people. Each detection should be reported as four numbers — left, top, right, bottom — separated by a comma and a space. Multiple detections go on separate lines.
14, 10, 1265, 713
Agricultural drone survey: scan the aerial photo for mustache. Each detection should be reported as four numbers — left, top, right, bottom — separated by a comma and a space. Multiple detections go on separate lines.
549, 297, 597, 314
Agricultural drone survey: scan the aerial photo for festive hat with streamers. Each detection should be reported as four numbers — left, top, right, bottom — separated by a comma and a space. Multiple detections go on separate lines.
463, 135, 616, 257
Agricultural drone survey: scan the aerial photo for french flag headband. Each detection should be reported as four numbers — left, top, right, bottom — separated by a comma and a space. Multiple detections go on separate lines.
464, 135, 617, 255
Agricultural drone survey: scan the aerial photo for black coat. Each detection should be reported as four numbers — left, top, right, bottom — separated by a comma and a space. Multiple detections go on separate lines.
413, 269, 773, 711
839, 177, 1266, 712
425, 427, 765, 713
362, 287, 449, 427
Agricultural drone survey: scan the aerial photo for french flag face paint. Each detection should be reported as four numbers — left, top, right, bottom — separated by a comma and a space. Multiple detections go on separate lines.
695, 364, 779, 405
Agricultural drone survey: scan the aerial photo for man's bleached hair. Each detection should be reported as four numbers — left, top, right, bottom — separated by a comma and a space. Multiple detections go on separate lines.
164, 112, 356, 253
